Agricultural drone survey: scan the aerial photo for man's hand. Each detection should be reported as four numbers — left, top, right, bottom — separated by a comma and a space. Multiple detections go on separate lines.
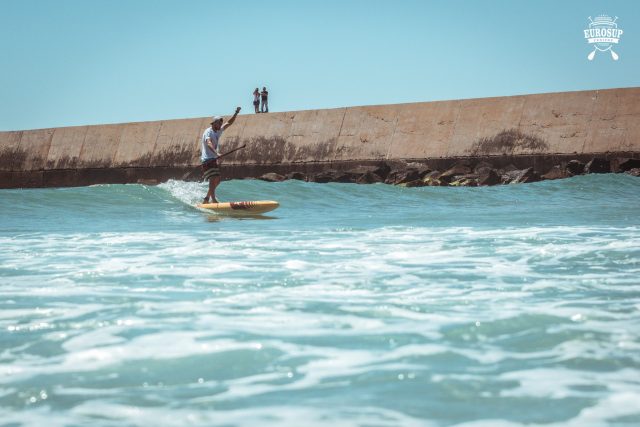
207, 140, 219, 156
223, 107, 241, 130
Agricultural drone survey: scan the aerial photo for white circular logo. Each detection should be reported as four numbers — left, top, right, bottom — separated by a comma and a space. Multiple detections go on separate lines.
584, 15, 623, 61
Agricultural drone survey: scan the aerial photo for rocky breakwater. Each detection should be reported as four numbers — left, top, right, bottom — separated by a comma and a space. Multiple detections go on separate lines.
256, 156, 640, 187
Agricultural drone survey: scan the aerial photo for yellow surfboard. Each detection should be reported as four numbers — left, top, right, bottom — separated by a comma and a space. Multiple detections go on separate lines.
196, 200, 279, 215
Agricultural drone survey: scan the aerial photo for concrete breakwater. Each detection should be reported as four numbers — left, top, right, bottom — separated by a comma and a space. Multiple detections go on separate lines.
1, 87, 639, 189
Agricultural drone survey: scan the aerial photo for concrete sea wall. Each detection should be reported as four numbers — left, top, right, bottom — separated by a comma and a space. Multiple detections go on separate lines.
1, 87, 639, 188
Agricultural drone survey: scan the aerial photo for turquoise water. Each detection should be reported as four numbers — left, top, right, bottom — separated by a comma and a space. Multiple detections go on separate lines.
1, 175, 640, 426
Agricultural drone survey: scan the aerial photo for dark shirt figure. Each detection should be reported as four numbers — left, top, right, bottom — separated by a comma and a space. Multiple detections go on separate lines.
260, 87, 269, 113
253, 88, 260, 113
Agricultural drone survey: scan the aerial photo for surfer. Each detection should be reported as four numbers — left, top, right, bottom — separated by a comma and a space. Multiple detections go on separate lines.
201, 107, 241, 204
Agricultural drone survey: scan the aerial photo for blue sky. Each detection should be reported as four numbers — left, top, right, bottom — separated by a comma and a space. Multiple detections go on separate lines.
1, 0, 638, 130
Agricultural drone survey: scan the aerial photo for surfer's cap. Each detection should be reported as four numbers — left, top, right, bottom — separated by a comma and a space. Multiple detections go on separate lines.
211, 116, 223, 124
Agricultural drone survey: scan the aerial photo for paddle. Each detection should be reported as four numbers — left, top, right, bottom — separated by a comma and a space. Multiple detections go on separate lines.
217, 144, 246, 160
181, 145, 247, 181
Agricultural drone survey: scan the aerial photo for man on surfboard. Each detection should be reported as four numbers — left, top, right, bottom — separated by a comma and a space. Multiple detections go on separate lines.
201, 107, 241, 204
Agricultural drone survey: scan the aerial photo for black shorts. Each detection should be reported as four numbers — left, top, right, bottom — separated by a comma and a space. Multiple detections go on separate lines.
253, 100, 259, 106
202, 159, 220, 181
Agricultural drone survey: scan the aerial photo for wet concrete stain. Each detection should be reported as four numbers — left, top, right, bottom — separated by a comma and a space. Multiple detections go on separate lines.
0, 148, 29, 171
46, 155, 80, 170
125, 145, 197, 168
470, 129, 549, 155
224, 136, 339, 165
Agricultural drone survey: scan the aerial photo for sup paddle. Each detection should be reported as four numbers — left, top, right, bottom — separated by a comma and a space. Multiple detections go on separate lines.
181, 144, 247, 181
217, 144, 246, 159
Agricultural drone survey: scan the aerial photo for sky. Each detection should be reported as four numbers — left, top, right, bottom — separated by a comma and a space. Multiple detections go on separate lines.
1, 0, 638, 130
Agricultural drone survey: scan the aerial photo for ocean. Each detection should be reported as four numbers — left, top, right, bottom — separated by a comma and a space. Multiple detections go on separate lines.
1, 175, 639, 426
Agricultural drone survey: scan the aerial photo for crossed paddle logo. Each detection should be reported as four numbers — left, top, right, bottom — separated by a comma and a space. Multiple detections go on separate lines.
584, 15, 623, 61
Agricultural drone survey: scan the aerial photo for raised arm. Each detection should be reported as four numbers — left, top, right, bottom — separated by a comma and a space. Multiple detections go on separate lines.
222, 107, 241, 130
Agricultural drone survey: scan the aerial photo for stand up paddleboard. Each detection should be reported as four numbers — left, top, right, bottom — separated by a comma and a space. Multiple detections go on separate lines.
196, 200, 279, 215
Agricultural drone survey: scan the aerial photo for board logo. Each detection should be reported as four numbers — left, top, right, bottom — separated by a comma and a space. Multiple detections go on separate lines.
584, 15, 623, 61
230, 201, 254, 210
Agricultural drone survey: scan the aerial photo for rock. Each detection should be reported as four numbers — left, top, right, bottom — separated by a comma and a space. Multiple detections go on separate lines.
501, 170, 517, 184
499, 164, 519, 174
344, 166, 382, 183
335, 172, 356, 183
398, 167, 438, 187
503, 167, 540, 184
356, 171, 383, 184
421, 171, 443, 186
627, 168, 640, 177
422, 176, 444, 186
474, 161, 494, 175
516, 168, 540, 184
345, 165, 377, 175
616, 158, 640, 172
325, 172, 354, 183
450, 176, 479, 187
584, 158, 611, 174
541, 165, 569, 180
415, 165, 433, 178
383, 169, 402, 184
258, 173, 285, 182
475, 166, 494, 176
310, 172, 333, 183
398, 169, 423, 184
384, 164, 432, 185
310, 170, 353, 183
285, 171, 307, 181
566, 160, 585, 176
372, 162, 392, 180
405, 162, 432, 176
440, 162, 472, 180
386, 168, 422, 185
477, 169, 501, 186
401, 179, 427, 188
310, 171, 334, 183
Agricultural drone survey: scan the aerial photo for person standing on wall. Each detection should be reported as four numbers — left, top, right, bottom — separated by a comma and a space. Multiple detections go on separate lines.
201, 107, 241, 204
260, 87, 269, 113
253, 88, 260, 113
